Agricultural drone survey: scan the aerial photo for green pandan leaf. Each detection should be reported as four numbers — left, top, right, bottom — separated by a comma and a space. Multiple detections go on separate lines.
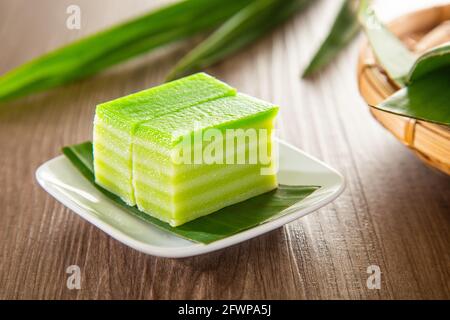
166, 0, 313, 81
302, 0, 360, 78
358, 0, 416, 86
62, 142, 320, 244
0, 0, 252, 103
407, 41, 450, 83
376, 68, 450, 126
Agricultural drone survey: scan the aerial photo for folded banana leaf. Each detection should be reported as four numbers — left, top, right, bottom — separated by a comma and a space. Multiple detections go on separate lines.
377, 69, 450, 126
166, 0, 313, 81
62, 142, 320, 244
377, 43, 450, 126
359, 1, 450, 126
407, 41, 450, 83
302, 0, 360, 78
0, 0, 253, 103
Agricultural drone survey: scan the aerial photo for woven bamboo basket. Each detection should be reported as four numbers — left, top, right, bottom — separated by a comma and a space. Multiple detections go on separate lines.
357, 4, 450, 176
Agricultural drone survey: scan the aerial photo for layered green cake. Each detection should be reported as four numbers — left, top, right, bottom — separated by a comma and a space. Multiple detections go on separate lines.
93, 73, 235, 205
93, 73, 278, 226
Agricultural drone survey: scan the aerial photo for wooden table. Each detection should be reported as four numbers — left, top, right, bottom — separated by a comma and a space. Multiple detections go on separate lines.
0, 0, 449, 300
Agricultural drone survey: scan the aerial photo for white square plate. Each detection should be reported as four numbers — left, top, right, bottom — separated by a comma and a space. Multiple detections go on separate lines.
36, 140, 345, 258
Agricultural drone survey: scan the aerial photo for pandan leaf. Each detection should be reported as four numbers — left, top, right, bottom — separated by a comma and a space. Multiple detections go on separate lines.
302, 0, 360, 78
166, 0, 313, 81
0, 0, 253, 103
62, 142, 320, 244
358, 0, 416, 86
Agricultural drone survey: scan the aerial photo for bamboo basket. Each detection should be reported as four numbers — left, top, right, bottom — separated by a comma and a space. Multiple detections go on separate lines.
357, 4, 450, 176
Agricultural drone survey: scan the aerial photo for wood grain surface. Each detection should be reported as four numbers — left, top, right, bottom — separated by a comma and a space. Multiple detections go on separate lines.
0, 0, 449, 300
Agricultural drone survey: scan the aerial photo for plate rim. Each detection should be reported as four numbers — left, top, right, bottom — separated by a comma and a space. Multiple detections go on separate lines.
36, 139, 345, 258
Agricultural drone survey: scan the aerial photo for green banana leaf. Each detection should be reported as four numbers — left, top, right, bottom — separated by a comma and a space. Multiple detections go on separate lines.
360, 1, 450, 126
407, 41, 450, 83
358, 0, 416, 86
302, 0, 360, 78
377, 69, 450, 126
386, 42, 450, 126
166, 0, 313, 81
62, 142, 320, 244
0, 0, 252, 103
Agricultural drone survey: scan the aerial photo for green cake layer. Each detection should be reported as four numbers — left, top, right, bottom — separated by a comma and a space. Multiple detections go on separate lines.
93, 73, 235, 205
133, 94, 278, 226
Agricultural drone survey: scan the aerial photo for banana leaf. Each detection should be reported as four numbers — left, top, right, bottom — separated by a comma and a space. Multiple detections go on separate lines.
302, 0, 360, 78
359, 0, 450, 126
376, 44, 450, 126
0, 0, 252, 103
358, 0, 416, 86
62, 142, 320, 244
377, 69, 450, 126
166, 0, 313, 81
407, 41, 450, 83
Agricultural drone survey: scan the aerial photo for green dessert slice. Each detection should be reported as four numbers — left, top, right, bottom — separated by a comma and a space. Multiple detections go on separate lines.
133, 93, 279, 226
93, 73, 236, 205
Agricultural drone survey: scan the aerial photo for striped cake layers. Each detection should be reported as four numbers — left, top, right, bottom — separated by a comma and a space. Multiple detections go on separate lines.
133, 94, 278, 226
93, 73, 236, 205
